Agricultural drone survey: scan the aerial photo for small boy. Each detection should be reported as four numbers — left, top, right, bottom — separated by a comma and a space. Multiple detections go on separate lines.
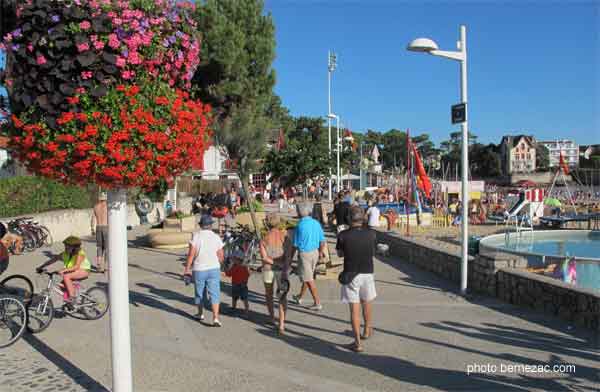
225, 252, 250, 316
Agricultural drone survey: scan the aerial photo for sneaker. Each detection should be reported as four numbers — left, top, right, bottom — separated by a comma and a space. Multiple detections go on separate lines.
291, 294, 303, 305
309, 303, 323, 311
213, 319, 222, 327
193, 313, 205, 321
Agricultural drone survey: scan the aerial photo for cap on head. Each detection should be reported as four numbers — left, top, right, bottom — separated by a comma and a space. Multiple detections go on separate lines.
63, 235, 82, 247
98, 192, 107, 201
199, 214, 214, 228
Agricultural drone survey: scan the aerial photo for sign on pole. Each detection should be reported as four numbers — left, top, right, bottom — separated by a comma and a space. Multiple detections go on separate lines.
451, 103, 466, 124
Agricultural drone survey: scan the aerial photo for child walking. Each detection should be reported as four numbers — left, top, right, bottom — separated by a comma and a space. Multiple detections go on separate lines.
226, 254, 250, 316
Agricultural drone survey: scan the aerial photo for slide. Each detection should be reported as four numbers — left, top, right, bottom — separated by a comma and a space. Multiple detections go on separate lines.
507, 193, 527, 216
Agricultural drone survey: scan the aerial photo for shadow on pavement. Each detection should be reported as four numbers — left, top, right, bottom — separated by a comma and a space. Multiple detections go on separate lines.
23, 333, 108, 391
257, 326, 574, 392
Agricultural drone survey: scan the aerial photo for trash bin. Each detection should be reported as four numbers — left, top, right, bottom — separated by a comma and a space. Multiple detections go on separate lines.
468, 236, 481, 256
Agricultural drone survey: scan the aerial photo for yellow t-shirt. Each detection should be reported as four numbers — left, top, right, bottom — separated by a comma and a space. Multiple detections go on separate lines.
62, 249, 91, 271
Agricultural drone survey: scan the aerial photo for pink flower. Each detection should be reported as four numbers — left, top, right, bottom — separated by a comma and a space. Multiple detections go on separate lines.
27, 43, 34, 52
128, 51, 141, 65
116, 57, 126, 68
77, 42, 90, 52
108, 34, 120, 49
36, 55, 47, 65
81, 71, 93, 79
113, 18, 122, 26
79, 20, 91, 30
122, 70, 135, 80
75, 87, 86, 94
94, 40, 105, 50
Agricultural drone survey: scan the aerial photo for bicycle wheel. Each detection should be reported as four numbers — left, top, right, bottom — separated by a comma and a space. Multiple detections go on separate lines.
80, 287, 109, 320
0, 274, 34, 305
20, 230, 36, 252
37, 225, 53, 246
25, 225, 44, 248
0, 295, 27, 348
27, 294, 54, 333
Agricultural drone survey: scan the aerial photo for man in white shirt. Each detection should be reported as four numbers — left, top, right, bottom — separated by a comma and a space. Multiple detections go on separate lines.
366, 201, 380, 229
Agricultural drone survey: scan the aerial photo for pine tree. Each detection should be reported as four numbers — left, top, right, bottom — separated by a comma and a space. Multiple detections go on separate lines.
193, 0, 279, 233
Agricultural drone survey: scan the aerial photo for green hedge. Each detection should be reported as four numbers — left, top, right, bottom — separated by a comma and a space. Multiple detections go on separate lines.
0, 176, 95, 217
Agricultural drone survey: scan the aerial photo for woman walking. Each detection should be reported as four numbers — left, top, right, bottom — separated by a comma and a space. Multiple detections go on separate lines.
259, 214, 292, 334
184, 215, 224, 327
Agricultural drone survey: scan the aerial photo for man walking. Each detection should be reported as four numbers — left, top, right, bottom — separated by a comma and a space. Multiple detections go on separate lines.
333, 193, 352, 233
291, 202, 327, 310
92, 191, 108, 273
336, 206, 377, 352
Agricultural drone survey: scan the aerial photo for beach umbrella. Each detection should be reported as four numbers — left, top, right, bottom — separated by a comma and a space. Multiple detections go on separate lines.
544, 198, 562, 207
516, 179, 536, 188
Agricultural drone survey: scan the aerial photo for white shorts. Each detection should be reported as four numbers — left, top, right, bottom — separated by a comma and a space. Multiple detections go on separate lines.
341, 273, 377, 304
262, 269, 282, 286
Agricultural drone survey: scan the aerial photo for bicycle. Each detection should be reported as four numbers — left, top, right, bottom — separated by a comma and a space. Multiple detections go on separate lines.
222, 225, 261, 271
0, 274, 34, 305
0, 294, 27, 348
5, 217, 52, 253
28, 270, 109, 333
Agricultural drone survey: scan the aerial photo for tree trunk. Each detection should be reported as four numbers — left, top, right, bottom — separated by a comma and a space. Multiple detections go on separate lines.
239, 172, 262, 240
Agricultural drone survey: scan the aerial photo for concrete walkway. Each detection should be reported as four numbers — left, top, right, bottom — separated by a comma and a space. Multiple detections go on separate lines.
1, 212, 599, 391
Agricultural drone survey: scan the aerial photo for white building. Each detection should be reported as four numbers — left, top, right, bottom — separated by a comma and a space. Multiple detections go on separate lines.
539, 139, 579, 168
500, 135, 537, 174
195, 145, 238, 180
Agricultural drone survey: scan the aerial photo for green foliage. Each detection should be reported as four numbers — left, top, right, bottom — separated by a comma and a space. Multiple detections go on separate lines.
440, 130, 478, 173
237, 199, 264, 213
469, 143, 502, 178
535, 144, 550, 172
263, 129, 331, 188
0, 176, 94, 217
193, 0, 277, 178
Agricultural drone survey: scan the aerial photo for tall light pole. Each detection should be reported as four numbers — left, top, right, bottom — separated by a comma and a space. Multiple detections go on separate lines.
407, 25, 469, 295
327, 51, 337, 200
328, 113, 340, 192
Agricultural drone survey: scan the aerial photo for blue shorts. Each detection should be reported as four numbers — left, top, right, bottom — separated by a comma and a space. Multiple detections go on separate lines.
193, 268, 221, 306
231, 283, 248, 300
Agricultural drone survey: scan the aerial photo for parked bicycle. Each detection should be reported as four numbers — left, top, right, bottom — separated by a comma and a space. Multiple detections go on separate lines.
222, 225, 261, 271
4, 217, 52, 253
28, 270, 109, 333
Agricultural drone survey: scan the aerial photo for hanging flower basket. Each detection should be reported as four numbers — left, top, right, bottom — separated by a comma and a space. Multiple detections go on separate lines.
1, 0, 210, 189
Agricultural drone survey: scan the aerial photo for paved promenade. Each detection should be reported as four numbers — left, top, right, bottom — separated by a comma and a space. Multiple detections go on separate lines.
1, 209, 598, 391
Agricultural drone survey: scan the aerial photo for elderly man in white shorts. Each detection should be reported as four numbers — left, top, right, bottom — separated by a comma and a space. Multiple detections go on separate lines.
336, 206, 377, 352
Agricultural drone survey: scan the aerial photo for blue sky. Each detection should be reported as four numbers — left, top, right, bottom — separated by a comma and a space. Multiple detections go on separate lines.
265, 0, 599, 146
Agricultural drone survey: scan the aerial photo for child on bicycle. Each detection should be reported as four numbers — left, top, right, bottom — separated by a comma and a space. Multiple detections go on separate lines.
36, 236, 91, 305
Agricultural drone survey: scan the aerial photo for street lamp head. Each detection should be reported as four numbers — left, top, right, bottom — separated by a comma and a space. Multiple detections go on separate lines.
406, 37, 439, 52
327, 113, 338, 119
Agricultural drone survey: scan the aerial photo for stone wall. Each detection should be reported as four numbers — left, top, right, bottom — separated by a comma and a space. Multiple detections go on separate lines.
376, 230, 600, 331
375, 231, 469, 283
497, 268, 600, 330
2, 196, 193, 244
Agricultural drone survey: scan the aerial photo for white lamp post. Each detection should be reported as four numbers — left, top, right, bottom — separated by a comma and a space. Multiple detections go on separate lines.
327, 113, 340, 192
107, 189, 133, 391
327, 51, 337, 200
407, 25, 470, 295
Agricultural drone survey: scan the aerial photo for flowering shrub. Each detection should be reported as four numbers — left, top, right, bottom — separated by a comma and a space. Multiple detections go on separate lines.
1, 0, 209, 189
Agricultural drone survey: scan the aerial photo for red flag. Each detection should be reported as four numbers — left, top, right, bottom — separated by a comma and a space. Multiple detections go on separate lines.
559, 151, 569, 175
411, 142, 432, 198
